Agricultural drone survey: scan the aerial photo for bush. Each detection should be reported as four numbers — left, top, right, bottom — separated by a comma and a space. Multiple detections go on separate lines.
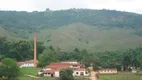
59, 68, 74, 80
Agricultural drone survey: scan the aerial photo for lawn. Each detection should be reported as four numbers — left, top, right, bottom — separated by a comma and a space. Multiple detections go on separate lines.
18, 74, 57, 80
18, 75, 89, 80
19, 68, 142, 80
19, 68, 89, 80
99, 74, 142, 80
20, 68, 40, 75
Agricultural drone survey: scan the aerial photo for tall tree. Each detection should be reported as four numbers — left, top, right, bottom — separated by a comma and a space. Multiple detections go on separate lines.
0, 58, 19, 80
38, 48, 58, 67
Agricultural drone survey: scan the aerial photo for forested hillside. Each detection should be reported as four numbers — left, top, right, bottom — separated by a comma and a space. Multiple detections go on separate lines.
0, 9, 142, 52
0, 9, 142, 36
1, 9, 142, 70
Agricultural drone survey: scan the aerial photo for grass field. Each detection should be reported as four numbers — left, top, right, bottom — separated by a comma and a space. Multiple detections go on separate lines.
18, 74, 57, 80
19, 68, 142, 80
19, 68, 89, 80
18, 75, 90, 80
18, 73, 142, 80
99, 74, 142, 80
20, 68, 40, 75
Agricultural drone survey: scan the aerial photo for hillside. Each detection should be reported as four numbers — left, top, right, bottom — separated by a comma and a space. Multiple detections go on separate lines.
29, 23, 142, 52
0, 9, 142, 52
0, 25, 22, 40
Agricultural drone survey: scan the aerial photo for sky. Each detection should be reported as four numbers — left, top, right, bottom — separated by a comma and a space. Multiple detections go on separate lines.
0, 0, 142, 14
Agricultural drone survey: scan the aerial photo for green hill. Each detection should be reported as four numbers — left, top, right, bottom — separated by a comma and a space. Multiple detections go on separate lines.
0, 25, 22, 40
0, 9, 142, 52
29, 23, 142, 52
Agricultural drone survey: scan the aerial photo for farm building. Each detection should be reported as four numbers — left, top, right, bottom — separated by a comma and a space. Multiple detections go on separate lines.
98, 68, 117, 74
38, 61, 89, 77
17, 60, 38, 68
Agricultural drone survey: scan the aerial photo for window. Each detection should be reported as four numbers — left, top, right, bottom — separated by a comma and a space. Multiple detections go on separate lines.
76, 72, 79, 74
80, 72, 84, 75
85, 71, 88, 74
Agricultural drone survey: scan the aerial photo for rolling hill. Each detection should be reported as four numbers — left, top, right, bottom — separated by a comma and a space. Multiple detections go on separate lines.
0, 25, 22, 40
29, 23, 142, 52
0, 9, 142, 52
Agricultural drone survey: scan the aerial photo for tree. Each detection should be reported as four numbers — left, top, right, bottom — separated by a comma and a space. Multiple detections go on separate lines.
0, 37, 10, 60
59, 68, 74, 80
38, 48, 58, 67
30, 41, 45, 57
138, 52, 142, 69
0, 58, 19, 80
7, 40, 33, 61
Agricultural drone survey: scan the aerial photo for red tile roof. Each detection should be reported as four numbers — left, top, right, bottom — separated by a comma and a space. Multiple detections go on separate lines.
74, 68, 87, 71
44, 63, 71, 71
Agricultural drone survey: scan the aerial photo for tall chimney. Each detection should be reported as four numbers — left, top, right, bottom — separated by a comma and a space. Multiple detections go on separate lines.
34, 36, 37, 68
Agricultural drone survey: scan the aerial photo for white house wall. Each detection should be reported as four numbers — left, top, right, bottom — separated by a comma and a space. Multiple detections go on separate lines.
54, 71, 60, 77
73, 71, 89, 77
44, 73, 51, 77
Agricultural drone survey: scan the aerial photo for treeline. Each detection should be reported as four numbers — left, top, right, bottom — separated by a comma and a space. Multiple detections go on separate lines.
0, 37, 142, 71
38, 46, 142, 71
0, 37, 45, 61
0, 9, 142, 38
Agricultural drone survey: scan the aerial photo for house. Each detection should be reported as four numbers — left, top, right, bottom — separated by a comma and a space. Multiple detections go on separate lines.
98, 68, 117, 74
18, 60, 38, 68
40, 63, 73, 77
38, 61, 89, 77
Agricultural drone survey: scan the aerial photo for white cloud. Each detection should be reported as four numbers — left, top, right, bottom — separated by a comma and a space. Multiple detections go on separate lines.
0, 0, 142, 14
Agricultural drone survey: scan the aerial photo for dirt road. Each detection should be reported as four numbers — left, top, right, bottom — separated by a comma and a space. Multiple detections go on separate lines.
90, 71, 99, 80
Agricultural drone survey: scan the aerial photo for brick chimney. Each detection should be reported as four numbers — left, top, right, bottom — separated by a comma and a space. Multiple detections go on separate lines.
34, 36, 37, 68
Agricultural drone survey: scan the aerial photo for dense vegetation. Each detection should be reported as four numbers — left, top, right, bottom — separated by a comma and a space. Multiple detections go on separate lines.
0, 37, 45, 61
0, 58, 19, 80
60, 68, 74, 80
0, 9, 142, 52
0, 9, 142, 38
0, 9, 142, 72
0, 37, 142, 71
1, 35, 142, 72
